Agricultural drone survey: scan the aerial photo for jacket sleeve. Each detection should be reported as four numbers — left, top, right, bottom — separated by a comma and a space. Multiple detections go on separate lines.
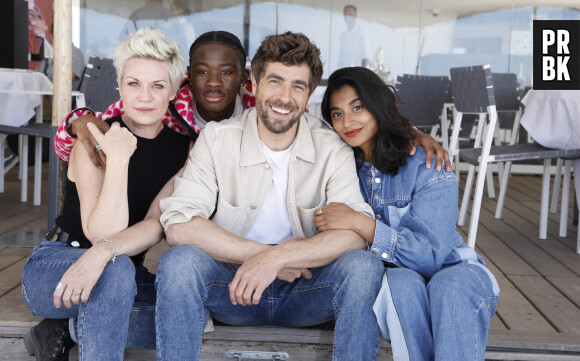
53, 100, 124, 161
160, 123, 218, 229
326, 139, 374, 219
370, 169, 461, 279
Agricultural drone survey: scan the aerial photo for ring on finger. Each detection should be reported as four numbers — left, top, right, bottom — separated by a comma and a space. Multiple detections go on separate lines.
72, 291, 81, 297
55, 282, 65, 291
95, 145, 102, 153
317, 208, 323, 215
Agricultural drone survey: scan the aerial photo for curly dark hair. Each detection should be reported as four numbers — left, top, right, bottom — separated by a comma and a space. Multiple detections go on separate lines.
321, 67, 414, 176
188, 31, 246, 69
251, 31, 323, 94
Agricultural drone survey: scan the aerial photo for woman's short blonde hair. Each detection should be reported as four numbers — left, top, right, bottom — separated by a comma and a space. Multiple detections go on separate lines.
113, 28, 185, 94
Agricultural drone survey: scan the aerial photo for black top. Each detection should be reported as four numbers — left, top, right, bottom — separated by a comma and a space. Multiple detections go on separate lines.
56, 115, 190, 265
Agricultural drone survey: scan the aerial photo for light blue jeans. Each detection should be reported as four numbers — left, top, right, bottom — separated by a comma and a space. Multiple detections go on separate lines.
155, 246, 384, 361
374, 262, 500, 361
21, 240, 157, 361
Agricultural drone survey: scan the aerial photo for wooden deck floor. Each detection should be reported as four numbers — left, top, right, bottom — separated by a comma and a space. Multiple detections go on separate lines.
0, 162, 579, 360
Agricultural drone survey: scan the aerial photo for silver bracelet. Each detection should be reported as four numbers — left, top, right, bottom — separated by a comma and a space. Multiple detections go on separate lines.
97, 239, 117, 263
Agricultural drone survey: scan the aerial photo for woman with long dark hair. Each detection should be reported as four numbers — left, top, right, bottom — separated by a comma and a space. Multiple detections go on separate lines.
315, 66, 500, 361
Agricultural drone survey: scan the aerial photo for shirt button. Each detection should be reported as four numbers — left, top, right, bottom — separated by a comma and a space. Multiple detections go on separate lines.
263, 164, 270, 170
375, 178, 381, 183
373, 194, 378, 199
375, 214, 382, 220
371, 248, 378, 254
381, 252, 388, 259
368, 179, 372, 184
250, 204, 257, 210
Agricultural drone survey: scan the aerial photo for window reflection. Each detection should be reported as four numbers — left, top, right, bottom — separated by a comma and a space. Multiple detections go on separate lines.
75, 0, 579, 88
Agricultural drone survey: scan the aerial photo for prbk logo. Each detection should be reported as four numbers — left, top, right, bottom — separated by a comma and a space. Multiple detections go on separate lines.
533, 20, 580, 90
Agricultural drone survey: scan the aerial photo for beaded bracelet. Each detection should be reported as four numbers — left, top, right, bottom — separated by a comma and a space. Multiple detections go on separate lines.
97, 239, 117, 263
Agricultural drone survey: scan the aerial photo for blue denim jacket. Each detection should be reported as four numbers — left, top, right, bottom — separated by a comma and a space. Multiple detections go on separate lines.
359, 147, 484, 279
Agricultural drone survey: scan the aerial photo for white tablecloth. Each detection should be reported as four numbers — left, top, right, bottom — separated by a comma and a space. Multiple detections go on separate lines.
521, 90, 580, 150
0, 68, 53, 127
521, 89, 580, 208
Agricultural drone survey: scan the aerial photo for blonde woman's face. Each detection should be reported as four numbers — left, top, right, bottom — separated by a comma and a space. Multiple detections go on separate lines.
119, 58, 174, 131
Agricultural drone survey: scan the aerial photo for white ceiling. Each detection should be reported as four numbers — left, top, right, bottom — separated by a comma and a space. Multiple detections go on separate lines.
84, 0, 580, 28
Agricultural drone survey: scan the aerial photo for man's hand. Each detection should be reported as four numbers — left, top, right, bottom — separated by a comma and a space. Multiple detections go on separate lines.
70, 115, 110, 168
276, 267, 312, 282
409, 129, 451, 172
229, 249, 282, 306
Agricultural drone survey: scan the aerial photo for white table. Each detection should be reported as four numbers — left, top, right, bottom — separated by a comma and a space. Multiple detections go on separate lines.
0, 68, 53, 205
521, 90, 580, 247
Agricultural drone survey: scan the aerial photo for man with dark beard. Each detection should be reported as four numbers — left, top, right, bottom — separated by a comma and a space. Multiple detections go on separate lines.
154, 32, 384, 361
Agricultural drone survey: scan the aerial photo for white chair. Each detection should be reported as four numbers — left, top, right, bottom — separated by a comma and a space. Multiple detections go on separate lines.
448, 65, 498, 248
452, 65, 580, 251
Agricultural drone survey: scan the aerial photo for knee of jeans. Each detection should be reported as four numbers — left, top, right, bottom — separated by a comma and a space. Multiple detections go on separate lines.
156, 245, 208, 289
102, 255, 137, 295
428, 264, 494, 304
338, 250, 384, 289
386, 267, 427, 296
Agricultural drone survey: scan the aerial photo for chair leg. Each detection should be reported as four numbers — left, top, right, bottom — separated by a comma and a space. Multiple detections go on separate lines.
448, 111, 463, 164
551, 158, 564, 213
459, 164, 476, 226
539, 159, 551, 240
495, 161, 513, 219
486, 166, 495, 199
559, 160, 572, 237
468, 161, 490, 249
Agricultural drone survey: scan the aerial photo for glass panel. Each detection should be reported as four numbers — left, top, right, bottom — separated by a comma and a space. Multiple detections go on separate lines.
72, 0, 579, 87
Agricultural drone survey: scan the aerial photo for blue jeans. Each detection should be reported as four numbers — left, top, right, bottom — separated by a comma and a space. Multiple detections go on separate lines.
155, 246, 384, 361
21, 240, 157, 361
374, 262, 500, 361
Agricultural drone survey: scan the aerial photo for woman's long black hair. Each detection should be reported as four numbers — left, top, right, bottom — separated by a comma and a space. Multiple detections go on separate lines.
321, 67, 414, 176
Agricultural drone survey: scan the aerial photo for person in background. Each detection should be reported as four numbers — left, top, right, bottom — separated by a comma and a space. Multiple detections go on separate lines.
170, 0, 196, 61
338, 4, 367, 68
21, 28, 190, 361
317, 66, 500, 361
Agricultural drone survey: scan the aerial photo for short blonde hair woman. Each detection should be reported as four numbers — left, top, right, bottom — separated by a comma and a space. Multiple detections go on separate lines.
22, 28, 191, 361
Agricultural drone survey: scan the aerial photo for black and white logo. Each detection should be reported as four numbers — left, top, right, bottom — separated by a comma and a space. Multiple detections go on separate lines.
533, 20, 580, 90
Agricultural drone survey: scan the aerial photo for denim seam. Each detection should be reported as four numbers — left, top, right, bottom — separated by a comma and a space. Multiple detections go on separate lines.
288, 282, 338, 294
20, 283, 40, 316
414, 173, 458, 194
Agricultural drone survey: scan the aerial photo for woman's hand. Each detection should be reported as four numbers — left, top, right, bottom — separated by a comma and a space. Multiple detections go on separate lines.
53, 245, 111, 309
409, 129, 451, 172
314, 203, 376, 243
314, 202, 360, 232
88, 122, 137, 166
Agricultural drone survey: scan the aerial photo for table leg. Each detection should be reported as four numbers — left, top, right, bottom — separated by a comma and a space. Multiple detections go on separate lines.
34, 136, 42, 205
539, 159, 551, 239
0, 134, 5, 192
20, 135, 28, 203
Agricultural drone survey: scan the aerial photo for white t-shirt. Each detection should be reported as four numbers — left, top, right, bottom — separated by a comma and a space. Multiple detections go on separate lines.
245, 142, 294, 245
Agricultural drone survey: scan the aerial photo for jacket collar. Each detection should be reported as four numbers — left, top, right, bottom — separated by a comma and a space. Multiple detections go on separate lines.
239, 108, 316, 167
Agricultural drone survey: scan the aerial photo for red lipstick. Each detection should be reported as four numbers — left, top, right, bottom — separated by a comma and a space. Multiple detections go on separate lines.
344, 128, 362, 137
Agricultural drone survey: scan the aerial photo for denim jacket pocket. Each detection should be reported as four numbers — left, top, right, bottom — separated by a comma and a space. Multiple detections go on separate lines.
296, 198, 326, 239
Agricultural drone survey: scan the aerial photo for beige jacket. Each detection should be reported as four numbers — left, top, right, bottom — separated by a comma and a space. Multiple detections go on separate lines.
160, 108, 373, 240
